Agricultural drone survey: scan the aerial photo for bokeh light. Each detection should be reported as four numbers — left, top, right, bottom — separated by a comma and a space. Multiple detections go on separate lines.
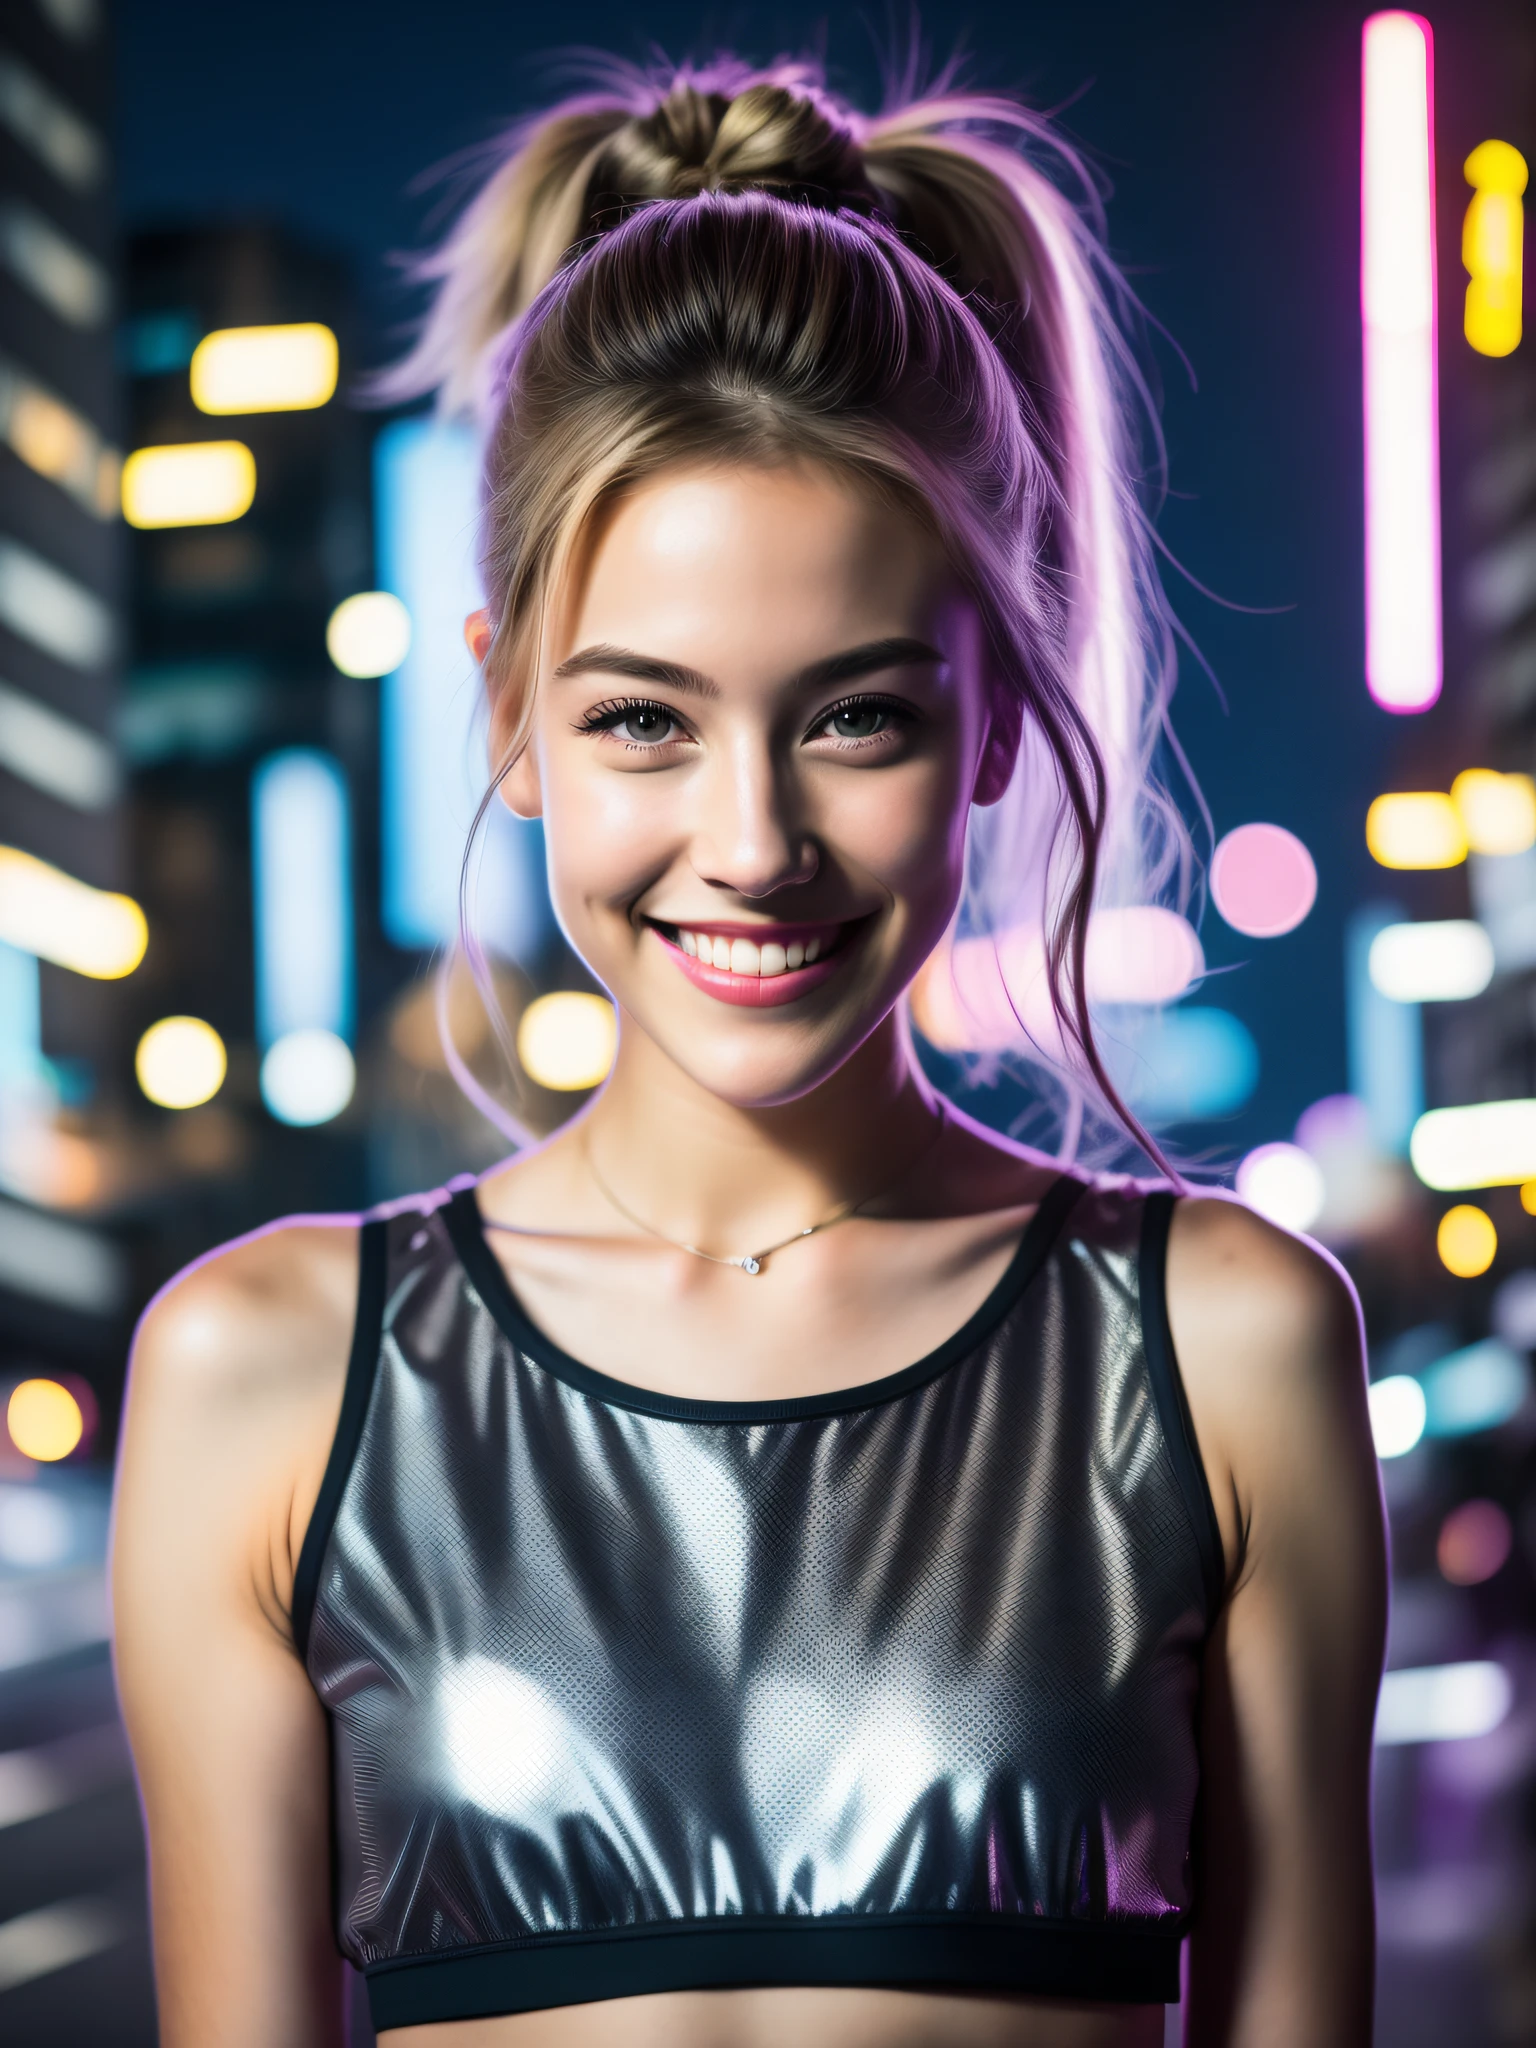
1437, 1499, 1513, 1586
190, 322, 338, 413
1437, 1204, 1497, 1277
1107, 1007, 1258, 1122
1411, 1099, 1536, 1189
1452, 768, 1536, 855
516, 992, 617, 1091
1493, 1270, 1536, 1348
1369, 1374, 1428, 1459
1209, 823, 1317, 937
1375, 1661, 1512, 1745
1085, 907, 1203, 1005
260, 1027, 355, 1126
135, 1015, 227, 1109
0, 845, 147, 978
1368, 919, 1494, 1002
1462, 142, 1526, 358
121, 440, 256, 528
7, 1378, 84, 1462
1236, 1142, 1326, 1232
1523, 1181, 1536, 1216
1366, 792, 1466, 869
1421, 1339, 1528, 1437
326, 591, 412, 678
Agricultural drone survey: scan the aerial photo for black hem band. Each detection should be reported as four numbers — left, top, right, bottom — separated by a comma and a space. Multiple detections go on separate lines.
1139, 1190, 1225, 1620
291, 1216, 388, 1661
364, 1914, 1182, 2027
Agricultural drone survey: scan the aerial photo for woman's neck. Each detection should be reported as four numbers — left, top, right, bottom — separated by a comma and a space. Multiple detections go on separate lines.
575, 1010, 945, 1250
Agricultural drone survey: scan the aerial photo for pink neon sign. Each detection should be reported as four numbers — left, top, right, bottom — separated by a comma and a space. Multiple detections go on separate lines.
1362, 12, 1441, 713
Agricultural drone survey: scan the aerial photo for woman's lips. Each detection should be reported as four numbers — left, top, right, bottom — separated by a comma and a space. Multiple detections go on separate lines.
649, 920, 856, 1008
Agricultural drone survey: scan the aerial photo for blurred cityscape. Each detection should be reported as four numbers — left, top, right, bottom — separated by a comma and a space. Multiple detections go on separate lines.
0, 1, 1534, 2042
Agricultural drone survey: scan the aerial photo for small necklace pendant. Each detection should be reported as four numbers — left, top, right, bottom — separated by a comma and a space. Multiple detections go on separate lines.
739, 1255, 762, 1275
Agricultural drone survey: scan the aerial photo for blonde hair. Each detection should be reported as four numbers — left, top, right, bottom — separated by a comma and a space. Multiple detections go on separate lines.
384, 58, 1195, 1165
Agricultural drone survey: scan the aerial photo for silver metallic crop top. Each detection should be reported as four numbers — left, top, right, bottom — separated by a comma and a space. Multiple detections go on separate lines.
292, 1175, 1223, 2033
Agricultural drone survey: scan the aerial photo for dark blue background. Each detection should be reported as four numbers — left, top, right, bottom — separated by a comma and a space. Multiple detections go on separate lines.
108, 0, 1524, 1158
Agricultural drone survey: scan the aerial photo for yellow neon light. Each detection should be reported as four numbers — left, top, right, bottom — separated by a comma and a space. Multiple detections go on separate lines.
190, 323, 338, 414
122, 440, 255, 528
1463, 140, 1526, 357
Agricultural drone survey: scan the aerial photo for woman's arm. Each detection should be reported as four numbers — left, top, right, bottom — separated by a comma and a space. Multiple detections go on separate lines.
1167, 1196, 1388, 2048
111, 1223, 359, 2048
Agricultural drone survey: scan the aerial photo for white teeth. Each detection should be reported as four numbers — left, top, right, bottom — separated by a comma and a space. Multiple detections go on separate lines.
676, 930, 835, 974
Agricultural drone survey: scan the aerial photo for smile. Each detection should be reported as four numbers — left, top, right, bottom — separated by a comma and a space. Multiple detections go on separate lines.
648, 919, 859, 1008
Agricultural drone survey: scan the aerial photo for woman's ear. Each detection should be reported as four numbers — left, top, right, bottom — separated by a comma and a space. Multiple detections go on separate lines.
464, 608, 493, 663
973, 688, 1023, 807
498, 746, 543, 820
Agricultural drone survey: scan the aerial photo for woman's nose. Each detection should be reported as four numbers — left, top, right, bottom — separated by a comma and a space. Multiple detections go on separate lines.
689, 743, 819, 899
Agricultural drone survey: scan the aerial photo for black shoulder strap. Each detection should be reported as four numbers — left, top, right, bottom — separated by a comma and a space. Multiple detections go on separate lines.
291, 1217, 388, 1661
1138, 1191, 1226, 1621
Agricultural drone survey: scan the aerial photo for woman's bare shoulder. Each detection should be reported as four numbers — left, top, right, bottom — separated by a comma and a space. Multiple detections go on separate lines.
128, 1216, 361, 1419
1164, 1192, 1376, 1579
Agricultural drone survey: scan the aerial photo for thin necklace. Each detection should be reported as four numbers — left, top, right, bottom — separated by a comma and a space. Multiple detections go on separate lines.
583, 1102, 948, 1277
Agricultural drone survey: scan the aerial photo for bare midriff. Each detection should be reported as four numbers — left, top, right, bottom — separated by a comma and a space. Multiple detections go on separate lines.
381, 1986, 1168, 2048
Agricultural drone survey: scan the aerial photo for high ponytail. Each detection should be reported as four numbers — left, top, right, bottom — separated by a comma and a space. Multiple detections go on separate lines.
388, 57, 1196, 1171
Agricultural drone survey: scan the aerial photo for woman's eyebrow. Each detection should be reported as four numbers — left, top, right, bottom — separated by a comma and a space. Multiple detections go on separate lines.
552, 645, 716, 695
553, 636, 944, 696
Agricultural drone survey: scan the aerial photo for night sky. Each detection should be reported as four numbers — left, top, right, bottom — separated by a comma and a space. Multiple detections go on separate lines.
108, 0, 1527, 1159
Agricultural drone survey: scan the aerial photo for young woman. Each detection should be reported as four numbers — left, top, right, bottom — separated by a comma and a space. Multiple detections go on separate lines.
112, 64, 1387, 2048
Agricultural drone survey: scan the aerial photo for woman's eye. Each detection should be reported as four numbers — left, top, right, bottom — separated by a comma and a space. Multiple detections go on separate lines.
615, 704, 676, 743
580, 699, 684, 746
814, 698, 909, 744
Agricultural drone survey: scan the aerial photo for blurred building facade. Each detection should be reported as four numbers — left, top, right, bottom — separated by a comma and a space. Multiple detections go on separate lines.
0, 0, 131, 1409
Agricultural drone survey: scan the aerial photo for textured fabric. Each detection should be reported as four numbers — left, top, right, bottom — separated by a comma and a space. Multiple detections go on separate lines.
301, 1177, 1216, 2021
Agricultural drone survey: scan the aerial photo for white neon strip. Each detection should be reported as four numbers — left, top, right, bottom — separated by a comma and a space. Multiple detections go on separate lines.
1362, 13, 1441, 712
251, 749, 352, 1046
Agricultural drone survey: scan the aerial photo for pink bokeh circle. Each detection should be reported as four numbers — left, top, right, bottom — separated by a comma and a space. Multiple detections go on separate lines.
1211, 823, 1317, 938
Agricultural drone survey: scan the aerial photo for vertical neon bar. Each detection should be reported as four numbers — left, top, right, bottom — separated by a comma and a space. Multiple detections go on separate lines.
1362, 12, 1441, 712
251, 748, 353, 1045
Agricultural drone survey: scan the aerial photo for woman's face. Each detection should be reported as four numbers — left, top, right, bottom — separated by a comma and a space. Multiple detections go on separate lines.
495, 462, 1010, 1109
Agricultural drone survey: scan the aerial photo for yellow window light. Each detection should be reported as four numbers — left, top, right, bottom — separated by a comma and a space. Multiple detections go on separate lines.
1411, 1099, 1536, 1190
190, 323, 338, 414
1366, 791, 1467, 869
516, 991, 617, 1092
1452, 768, 1536, 855
136, 1015, 227, 1109
1463, 141, 1526, 358
1437, 1204, 1498, 1278
0, 844, 147, 977
7, 1377, 83, 1462
327, 591, 411, 678
122, 440, 255, 529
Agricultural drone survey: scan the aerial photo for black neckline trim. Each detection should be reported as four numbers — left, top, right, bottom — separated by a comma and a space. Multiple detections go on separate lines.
442, 1170, 1083, 1424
